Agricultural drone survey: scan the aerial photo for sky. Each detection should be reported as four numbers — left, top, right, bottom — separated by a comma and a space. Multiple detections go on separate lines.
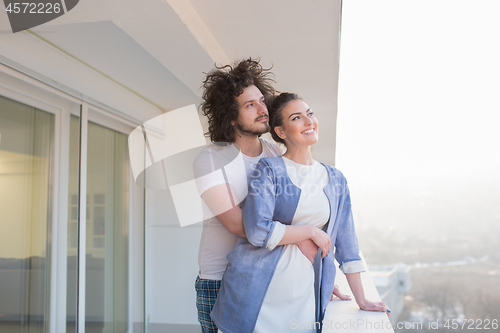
336, 0, 500, 194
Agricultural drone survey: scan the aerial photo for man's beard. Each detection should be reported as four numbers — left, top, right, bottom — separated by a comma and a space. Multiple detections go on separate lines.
235, 118, 270, 137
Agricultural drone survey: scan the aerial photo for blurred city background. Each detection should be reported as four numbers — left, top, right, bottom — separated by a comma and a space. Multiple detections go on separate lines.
337, 1, 500, 331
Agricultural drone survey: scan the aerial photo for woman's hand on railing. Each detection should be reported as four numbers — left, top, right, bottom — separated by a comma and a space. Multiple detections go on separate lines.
330, 284, 352, 301
358, 299, 391, 317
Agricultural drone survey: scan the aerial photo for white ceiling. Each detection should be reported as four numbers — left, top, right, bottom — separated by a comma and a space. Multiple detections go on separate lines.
1, 0, 342, 164
32, 20, 201, 111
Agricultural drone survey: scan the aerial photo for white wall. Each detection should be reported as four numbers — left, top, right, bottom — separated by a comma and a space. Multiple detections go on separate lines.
145, 186, 202, 326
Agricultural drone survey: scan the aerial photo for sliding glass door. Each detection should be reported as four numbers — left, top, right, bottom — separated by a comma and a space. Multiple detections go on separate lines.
0, 95, 54, 333
0, 99, 130, 333
67, 117, 130, 333
85, 121, 129, 333
0, 69, 143, 333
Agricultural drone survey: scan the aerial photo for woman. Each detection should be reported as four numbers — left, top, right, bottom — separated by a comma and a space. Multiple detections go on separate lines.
211, 93, 389, 333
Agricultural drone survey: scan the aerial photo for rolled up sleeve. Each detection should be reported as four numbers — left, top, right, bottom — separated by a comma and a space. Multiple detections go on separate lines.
339, 259, 365, 273
265, 222, 286, 250
243, 159, 281, 249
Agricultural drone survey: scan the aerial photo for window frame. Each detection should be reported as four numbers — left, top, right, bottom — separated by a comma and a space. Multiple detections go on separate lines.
0, 62, 140, 333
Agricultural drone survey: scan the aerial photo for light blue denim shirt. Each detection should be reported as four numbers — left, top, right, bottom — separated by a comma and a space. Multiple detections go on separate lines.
211, 156, 364, 333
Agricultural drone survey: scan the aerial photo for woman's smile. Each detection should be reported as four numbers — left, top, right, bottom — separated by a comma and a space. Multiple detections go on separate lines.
301, 128, 316, 134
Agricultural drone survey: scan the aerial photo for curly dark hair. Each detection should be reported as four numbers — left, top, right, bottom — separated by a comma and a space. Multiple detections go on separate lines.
269, 92, 301, 144
200, 58, 275, 142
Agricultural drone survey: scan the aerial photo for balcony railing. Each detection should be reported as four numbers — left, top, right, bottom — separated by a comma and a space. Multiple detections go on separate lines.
323, 258, 395, 332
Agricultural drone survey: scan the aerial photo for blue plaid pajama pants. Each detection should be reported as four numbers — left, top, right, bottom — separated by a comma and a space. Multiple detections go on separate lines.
195, 276, 221, 333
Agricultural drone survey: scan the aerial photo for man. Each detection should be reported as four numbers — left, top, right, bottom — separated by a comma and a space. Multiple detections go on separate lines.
193, 58, 348, 333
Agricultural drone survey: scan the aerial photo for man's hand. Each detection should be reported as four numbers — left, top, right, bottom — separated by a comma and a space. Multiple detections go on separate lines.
296, 239, 319, 264
309, 227, 331, 258
330, 284, 352, 301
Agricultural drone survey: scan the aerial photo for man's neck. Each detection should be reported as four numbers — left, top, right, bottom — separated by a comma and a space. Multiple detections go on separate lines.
234, 134, 262, 157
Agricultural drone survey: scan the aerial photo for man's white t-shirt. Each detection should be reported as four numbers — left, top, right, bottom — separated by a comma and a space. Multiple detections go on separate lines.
193, 138, 282, 280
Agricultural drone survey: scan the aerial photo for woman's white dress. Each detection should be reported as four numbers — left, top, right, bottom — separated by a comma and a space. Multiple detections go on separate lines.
252, 157, 330, 332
